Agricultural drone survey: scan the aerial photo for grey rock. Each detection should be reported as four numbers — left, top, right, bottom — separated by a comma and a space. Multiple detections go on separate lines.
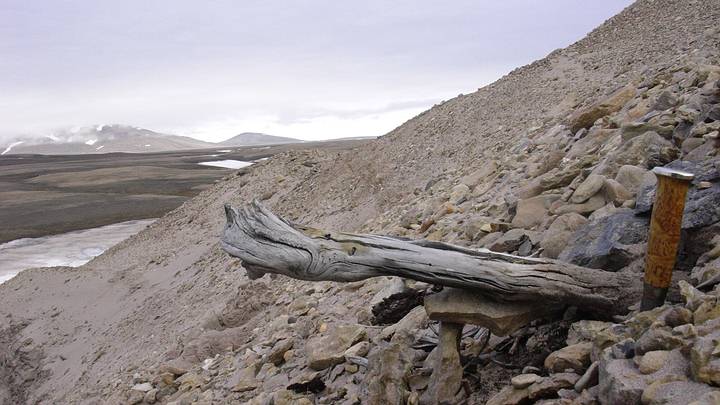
363, 333, 415, 405
571, 174, 606, 204
544, 342, 593, 374
512, 194, 561, 229
420, 322, 463, 405
598, 131, 679, 174
552, 194, 607, 216
642, 378, 719, 405
598, 357, 648, 405
691, 329, 720, 386
488, 228, 532, 253
528, 373, 580, 400
574, 361, 599, 392
540, 212, 588, 258
511, 373, 542, 389
559, 209, 648, 271
424, 288, 560, 336
635, 328, 684, 355
307, 324, 367, 370
635, 350, 670, 374
478, 231, 503, 248
370, 277, 407, 307
602, 178, 633, 204
449, 183, 470, 205
615, 165, 649, 194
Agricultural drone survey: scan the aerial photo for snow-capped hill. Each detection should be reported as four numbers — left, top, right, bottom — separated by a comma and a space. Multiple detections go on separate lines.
0, 125, 216, 155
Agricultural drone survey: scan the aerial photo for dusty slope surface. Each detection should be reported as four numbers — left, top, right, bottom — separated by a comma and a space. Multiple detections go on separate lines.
1, 0, 720, 403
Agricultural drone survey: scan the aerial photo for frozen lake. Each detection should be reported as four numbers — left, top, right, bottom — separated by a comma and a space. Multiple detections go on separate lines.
198, 159, 254, 169
0, 219, 155, 284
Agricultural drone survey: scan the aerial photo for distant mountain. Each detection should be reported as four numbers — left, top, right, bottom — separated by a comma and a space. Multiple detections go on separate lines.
218, 132, 301, 146
1, 125, 216, 155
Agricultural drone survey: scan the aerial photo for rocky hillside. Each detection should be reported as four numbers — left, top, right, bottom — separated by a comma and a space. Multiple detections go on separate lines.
218, 133, 301, 147
1, 0, 720, 404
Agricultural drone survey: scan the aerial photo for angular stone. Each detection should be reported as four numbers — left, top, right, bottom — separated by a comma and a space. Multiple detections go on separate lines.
574, 361, 599, 392
642, 378, 719, 405
460, 161, 497, 189
599, 131, 679, 174
131, 382, 153, 392
488, 228, 535, 253
566, 320, 613, 345
307, 324, 367, 370
449, 184, 470, 205
566, 128, 617, 160
602, 179, 633, 205
370, 277, 407, 307
558, 209, 648, 271
344, 341, 370, 359
598, 357, 648, 405
691, 391, 720, 405
683, 137, 706, 154
691, 330, 720, 386
544, 342, 593, 374
267, 338, 293, 366
511, 373, 542, 389
421, 322, 463, 405
552, 194, 607, 216
512, 194, 561, 229
478, 231, 504, 248
636, 350, 670, 374
635, 328, 684, 355
364, 333, 415, 405
540, 213, 588, 259
620, 121, 674, 141
693, 298, 720, 325
423, 288, 561, 336
380, 306, 428, 340
486, 386, 530, 405
588, 202, 621, 222
568, 85, 636, 133
274, 389, 313, 405
615, 165, 649, 194
571, 175, 606, 204
528, 373, 580, 400
228, 363, 261, 393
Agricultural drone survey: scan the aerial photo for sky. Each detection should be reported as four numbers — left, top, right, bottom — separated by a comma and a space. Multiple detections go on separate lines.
0, 1, 634, 142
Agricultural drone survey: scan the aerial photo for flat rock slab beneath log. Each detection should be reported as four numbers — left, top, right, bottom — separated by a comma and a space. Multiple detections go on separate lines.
423, 288, 562, 336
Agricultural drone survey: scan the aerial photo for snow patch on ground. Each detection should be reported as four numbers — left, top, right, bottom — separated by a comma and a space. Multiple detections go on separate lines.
0, 219, 155, 284
144, 144, 151, 147
217, 149, 233, 153
1, 141, 24, 155
85, 139, 98, 145
198, 160, 254, 169
96, 145, 105, 150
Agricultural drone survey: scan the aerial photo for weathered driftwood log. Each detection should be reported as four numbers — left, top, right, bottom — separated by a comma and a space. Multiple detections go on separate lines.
221, 201, 642, 317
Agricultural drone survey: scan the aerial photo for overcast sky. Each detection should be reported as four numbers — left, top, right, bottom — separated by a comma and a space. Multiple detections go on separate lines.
0, 1, 634, 142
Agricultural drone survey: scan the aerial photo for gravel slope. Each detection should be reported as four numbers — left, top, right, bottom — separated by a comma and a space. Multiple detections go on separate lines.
1, 0, 719, 403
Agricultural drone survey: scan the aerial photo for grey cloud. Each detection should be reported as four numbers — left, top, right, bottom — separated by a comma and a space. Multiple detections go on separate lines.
0, 0, 634, 141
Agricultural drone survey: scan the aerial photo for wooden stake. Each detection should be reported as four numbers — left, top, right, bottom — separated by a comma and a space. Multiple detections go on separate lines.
641, 167, 694, 311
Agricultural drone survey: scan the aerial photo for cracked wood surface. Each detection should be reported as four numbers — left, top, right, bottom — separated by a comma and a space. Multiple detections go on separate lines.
221, 200, 642, 317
